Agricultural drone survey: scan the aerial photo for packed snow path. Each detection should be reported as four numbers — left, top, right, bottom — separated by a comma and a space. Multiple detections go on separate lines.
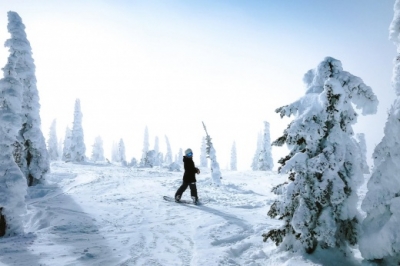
0, 162, 366, 265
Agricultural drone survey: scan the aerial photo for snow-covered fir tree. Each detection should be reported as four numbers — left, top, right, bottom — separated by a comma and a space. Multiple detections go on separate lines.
177, 148, 183, 165
258, 121, 274, 171
355, 133, 369, 174
118, 139, 127, 165
153, 136, 160, 166
140, 126, 149, 167
263, 57, 378, 254
91, 136, 105, 162
251, 132, 262, 171
62, 127, 72, 162
0, 38, 27, 236
200, 137, 208, 168
47, 119, 59, 161
111, 141, 118, 162
202, 122, 222, 185
57, 137, 63, 160
164, 135, 173, 165
230, 141, 237, 171
360, 2, 400, 261
7, 11, 49, 186
69, 99, 86, 162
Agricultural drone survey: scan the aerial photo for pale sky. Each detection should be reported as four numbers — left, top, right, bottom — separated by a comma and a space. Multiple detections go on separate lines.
0, 0, 396, 170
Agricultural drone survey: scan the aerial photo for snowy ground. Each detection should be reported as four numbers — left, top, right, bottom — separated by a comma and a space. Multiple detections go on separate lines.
0, 162, 372, 266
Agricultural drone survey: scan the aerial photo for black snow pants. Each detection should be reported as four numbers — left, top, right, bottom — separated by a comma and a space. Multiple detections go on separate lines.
175, 181, 198, 200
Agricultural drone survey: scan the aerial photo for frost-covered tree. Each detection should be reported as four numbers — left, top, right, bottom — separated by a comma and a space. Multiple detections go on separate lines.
69, 99, 86, 162
354, 133, 369, 174
202, 122, 222, 185
251, 132, 262, 171
153, 136, 160, 166
263, 57, 378, 254
360, 2, 400, 261
0, 40, 27, 236
200, 137, 208, 168
258, 121, 274, 171
177, 148, 183, 165
47, 119, 59, 161
230, 141, 237, 171
62, 127, 72, 162
111, 141, 118, 162
140, 126, 149, 167
57, 137, 62, 160
7, 11, 49, 186
118, 138, 127, 165
164, 135, 173, 165
91, 136, 105, 162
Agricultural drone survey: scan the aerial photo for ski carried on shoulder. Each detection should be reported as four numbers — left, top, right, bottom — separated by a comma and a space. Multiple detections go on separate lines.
163, 196, 207, 205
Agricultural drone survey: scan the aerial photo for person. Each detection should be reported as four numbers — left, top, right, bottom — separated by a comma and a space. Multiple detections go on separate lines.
175, 148, 200, 204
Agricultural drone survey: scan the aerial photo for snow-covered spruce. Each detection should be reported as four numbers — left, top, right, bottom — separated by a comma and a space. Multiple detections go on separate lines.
202, 122, 222, 185
251, 131, 262, 171
164, 135, 173, 165
91, 136, 105, 162
118, 139, 127, 166
354, 133, 369, 174
230, 141, 237, 171
62, 126, 72, 162
47, 119, 59, 161
140, 126, 149, 167
0, 41, 27, 236
258, 121, 274, 171
263, 57, 378, 254
360, 1, 400, 261
200, 137, 208, 168
6, 11, 49, 186
177, 148, 183, 166
69, 99, 86, 162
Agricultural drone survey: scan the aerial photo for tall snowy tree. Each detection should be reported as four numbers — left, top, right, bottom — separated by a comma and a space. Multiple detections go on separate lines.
140, 126, 149, 167
258, 121, 274, 171
202, 122, 222, 185
200, 137, 208, 168
360, 2, 400, 261
69, 99, 86, 162
354, 133, 369, 174
62, 127, 72, 162
177, 148, 183, 165
47, 119, 59, 161
91, 136, 105, 162
0, 36, 27, 236
118, 138, 127, 165
251, 132, 262, 171
230, 141, 237, 171
7, 11, 49, 186
164, 135, 173, 165
263, 57, 378, 254
153, 136, 160, 166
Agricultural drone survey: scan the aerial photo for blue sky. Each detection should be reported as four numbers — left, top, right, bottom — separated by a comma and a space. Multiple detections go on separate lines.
0, 1, 396, 170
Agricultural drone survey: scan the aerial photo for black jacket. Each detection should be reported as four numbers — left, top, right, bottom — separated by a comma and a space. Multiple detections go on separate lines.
182, 156, 199, 183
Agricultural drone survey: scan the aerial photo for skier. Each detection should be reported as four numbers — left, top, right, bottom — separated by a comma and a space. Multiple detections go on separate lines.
175, 148, 200, 204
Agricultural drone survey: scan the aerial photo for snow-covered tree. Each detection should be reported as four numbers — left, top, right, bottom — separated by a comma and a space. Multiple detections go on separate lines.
354, 133, 369, 174
62, 127, 72, 162
251, 132, 262, 171
57, 137, 62, 160
263, 57, 378, 254
69, 99, 86, 162
230, 141, 237, 171
91, 136, 105, 162
202, 122, 222, 185
7, 11, 49, 186
0, 36, 27, 236
47, 119, 59, 161
164, 135, 173, 165
140, 126, 149, 167
177, 148, 183, 165
111, 141, 118, 162
153, 136, 160, 166
258, 121, 274, 171
118, 138, 126, 165
200, 137, 208, 168
360, 2, 400, 261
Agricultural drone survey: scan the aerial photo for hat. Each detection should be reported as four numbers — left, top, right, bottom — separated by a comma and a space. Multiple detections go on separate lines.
185, 148, 193, 155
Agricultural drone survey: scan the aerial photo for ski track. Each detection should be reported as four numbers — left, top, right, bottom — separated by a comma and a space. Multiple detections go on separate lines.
1, 162, 283, 265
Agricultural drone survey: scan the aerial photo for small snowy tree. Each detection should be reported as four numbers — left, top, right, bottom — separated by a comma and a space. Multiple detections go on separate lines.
263, 57, 378, 254
47, 119, 59, 161
202, 122, 222, 185
62, 127, 72, 162
251, 132, 262, 171
258, 121, 274, 171
360, 2, 400, 261
140, 126, 149, 167
69, 99, 86, 162
0, 42, 27, 236
177, 148, 183, 165
153, 136, 160, 166
7, 11, 49, 186
111, 141, 119, 162
230, 141, 237, 171
91, 136, 105, 162
164, 135, 173, 165
118, 138, 127, 165
200, 137, 208, 167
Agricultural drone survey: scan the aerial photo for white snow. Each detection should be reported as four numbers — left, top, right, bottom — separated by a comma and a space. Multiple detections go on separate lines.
0, 162, 370, 265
